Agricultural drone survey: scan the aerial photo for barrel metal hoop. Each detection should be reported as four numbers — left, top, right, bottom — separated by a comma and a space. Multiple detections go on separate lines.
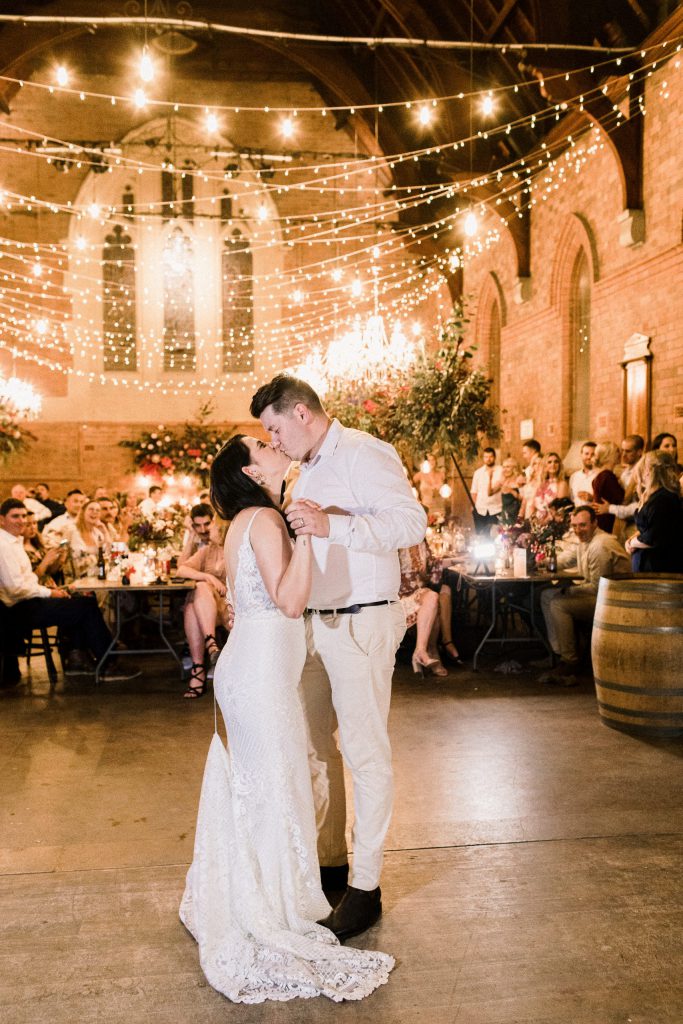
594, 677, 683, 698
601, 597, 683, 609
597, 700, 683, 721
593, 621, 683, 634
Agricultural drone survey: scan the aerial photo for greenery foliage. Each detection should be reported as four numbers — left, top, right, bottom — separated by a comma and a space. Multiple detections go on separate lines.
120, 401, 228, 486
0, 399, 36, 464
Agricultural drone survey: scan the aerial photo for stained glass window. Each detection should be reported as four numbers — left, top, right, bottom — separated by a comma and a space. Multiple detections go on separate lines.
102, 224, 137, 371
163, 227, 196, 371
222, 230, 254, 372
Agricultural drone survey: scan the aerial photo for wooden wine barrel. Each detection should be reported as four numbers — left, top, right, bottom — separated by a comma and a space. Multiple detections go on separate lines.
591, 573, 683, 737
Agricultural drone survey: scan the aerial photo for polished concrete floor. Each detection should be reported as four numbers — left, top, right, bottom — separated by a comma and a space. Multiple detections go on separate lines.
1, 651, 682, 1024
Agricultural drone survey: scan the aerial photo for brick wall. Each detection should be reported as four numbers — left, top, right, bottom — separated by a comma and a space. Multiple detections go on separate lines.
465, 55, 683, 460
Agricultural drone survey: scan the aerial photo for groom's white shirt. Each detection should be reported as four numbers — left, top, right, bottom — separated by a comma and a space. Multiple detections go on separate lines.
293, 419, 427, 608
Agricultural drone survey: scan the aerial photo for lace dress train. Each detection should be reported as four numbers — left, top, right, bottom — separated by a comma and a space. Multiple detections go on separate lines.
179, 511, 394, 1002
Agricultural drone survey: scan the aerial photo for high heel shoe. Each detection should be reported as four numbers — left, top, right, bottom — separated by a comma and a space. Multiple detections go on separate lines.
411, 652, 449, 677
183, 663, 207, 699
204, 634, 221, 668
440, 641, 465, 667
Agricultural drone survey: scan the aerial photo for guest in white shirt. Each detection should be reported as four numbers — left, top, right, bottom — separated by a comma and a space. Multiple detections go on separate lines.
10, 484, 51, 523
251, 373, 426, 942
139, 485, 164, 518
470, 447, 503, 534
0, 499, 138, 680
569, 441, 597, 506
42, 489, 87, 547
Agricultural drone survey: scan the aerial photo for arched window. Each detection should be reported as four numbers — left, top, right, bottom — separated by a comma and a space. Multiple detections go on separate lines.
163, 227, 196, 371
102, 224, 137, 371
222, 229, 254, 372
488, 297, 501, 424
569, 248, 591, 440
474, 273, 504, 429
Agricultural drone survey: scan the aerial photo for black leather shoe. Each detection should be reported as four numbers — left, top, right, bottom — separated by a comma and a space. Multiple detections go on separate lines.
318, 885, 382, 940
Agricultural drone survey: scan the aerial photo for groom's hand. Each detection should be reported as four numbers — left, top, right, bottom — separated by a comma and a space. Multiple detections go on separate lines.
286, 501, 330, 538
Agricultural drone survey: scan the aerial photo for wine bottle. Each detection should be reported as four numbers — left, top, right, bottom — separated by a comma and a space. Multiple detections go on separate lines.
97, 545, 107, 581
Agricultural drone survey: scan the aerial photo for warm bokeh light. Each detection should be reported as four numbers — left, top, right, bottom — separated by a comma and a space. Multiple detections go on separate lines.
139, 46, 154, 84
55, 65, 69, 88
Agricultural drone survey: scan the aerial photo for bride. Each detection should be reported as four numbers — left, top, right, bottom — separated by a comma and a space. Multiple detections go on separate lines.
179, 434, 394, 1003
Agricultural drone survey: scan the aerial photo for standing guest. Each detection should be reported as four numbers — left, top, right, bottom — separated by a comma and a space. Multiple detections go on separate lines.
539, 506, 630, 684
412, 454, 446, 511
531, 452, 569, 519
139, 485, 164, 518
518, 438, 543, 519
10, 484, 51, 523
625, 451, 683, 573
22, 511, 67, 583
499, 456, 522, 521
253, 373, 426, 940
34, 483, 65, 524
569, 441, 597, 506
92, 486, 110, 501
651, 432, 683, 485
470, 447, 503, 534
179, 502, 214, 561
175, 519, 229, 698
591, 442, 624, 534
618, 434, 645, 491
42, 489, 87, 547
63, 500, 109, 583
0, 499, 139, 680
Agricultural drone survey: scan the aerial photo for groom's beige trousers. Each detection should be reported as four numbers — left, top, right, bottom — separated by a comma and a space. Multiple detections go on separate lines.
299, 602, 406, 892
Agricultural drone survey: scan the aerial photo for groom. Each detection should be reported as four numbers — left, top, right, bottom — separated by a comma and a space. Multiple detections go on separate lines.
251, 374, 426, 939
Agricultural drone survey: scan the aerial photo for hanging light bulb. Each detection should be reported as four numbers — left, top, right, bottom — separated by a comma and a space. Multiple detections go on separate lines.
291, 288, 305, 304
411, 321, 422, 337
350, 278, 363, 298
32, 261, 42, 278
33, 318, 49, 336
205, 109, 219, 133
331, 268, 343, 283
257, 203, 269, 222
280, 116, 295, 139
88, 201, 101, 219
133, 88, 147, 109
463, 210, 478, 237
0, 376, 42, 418
420, 459, 432, 474
139, 46, 154, 83
439, 483, 453, 499
418, 105, 434, 126
55, 65, 69, 88
481, 91, 495, 116
449, 252, 461, 271
75, 235, 87, 251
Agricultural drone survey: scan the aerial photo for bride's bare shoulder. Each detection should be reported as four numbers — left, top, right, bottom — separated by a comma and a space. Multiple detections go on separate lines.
229, 506, 284, 536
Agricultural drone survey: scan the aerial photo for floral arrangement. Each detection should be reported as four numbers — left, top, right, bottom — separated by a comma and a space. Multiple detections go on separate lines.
119, 402, 227, 485
0, 398, 36, 463
126, 503, 188, 551
498, 505, 573, 570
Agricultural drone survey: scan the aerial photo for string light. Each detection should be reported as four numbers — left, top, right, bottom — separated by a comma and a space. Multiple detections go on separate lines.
55, 65, 69, 88
204, 109, 219, 133
481, 91, 495, 116
463, 210, 478, 237
418, 105, 434, 126
280, 116, 295, 139
133, 87, 147, 109
139, 46, 154, 84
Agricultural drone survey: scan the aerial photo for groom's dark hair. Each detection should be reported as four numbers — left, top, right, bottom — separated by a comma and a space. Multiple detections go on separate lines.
250, 374, 324, 418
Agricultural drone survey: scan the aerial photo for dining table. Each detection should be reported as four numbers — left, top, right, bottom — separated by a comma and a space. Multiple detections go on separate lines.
450, 567, 582, 671
70, 578, 196, 684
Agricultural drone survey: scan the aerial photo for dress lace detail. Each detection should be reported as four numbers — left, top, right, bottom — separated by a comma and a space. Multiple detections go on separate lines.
180, 509, 394, 1002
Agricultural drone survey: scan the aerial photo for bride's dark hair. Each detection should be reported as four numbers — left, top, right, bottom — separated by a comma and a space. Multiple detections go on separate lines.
210, 434, 284, 523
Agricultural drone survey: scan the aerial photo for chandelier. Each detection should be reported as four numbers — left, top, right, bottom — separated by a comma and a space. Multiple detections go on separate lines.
0, 376, 43, 419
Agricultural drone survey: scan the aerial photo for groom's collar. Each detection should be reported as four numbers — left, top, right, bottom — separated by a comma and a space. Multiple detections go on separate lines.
300, 418, 342, 470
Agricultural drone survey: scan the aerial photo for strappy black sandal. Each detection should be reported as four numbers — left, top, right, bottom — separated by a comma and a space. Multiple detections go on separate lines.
204, 634, 221, 668
183, 662, 207, 699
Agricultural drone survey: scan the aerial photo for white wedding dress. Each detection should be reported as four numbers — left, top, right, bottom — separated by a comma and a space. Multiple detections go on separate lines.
179, 510, 394, 1003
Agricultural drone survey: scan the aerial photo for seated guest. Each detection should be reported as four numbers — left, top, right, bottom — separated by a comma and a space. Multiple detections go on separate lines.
34, 483, 65, 525
471, 447, 503, 534
139, 485, 164, 518
398, 543, 449, 677
42, 489, 87, 547
63, 500, 109, 583
10, 483, 51, 523
179, 502, 215, 561
22, 511, 67, 584
0, 499, 138, 680
539, 506, 630, 685
625, 451, 683, 573
531, 452, 569, 520
569, 441, 596, 506
499, 456, 522, 522
175, 519, 228, 698
591, 442, 624, 534
98, 496, 122, 544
